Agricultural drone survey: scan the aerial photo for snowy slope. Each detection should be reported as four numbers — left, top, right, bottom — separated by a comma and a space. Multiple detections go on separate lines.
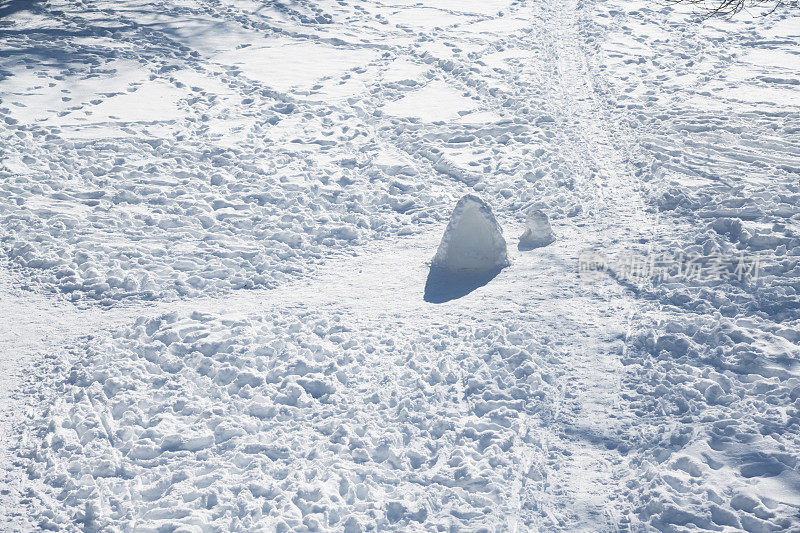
1, 0, 799, 531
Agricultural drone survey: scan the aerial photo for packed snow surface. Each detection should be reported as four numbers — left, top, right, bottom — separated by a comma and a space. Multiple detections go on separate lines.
1, 0, 800, 531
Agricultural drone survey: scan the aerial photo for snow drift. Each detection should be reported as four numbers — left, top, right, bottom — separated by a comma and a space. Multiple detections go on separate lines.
431, 195, 509, 273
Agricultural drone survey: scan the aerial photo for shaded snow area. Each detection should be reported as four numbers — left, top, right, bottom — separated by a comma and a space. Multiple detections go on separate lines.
1, 0, 800, 530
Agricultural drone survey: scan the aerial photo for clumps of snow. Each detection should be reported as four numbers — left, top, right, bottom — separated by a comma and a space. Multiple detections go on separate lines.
20, 311, 557, 530
431, 195, 509, 273
623, 309, 800, 532
518, 209, 554, 249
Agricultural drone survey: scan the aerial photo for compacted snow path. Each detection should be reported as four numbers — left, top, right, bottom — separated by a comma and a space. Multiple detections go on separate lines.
2, 0, 799, 530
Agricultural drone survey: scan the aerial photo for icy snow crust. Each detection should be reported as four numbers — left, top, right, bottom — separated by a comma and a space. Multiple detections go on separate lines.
431, 195, 509, 272
2, 0, 800, 530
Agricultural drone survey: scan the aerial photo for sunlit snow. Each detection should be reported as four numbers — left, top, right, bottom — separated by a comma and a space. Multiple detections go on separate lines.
1, 0, 800, 531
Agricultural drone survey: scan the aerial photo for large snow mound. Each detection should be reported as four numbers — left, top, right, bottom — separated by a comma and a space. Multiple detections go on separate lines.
431, 195, 509, 273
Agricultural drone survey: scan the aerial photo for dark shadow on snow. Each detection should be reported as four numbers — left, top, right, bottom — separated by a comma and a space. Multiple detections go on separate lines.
423, 266, 502, 304
0, 0, 41, 19
517, 239, 553, 252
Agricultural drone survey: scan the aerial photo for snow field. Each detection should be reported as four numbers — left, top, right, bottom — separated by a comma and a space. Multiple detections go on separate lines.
4, 0, 651, 528
585, 1, 800, 530
624, 310, 800, 532
1, 0, 612, 304
2, 0, 800, 530
23, 309, 560, 531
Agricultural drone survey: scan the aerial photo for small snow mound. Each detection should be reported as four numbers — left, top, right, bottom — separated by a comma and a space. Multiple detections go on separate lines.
519, 209, 554, 249
431, 194, 509, 272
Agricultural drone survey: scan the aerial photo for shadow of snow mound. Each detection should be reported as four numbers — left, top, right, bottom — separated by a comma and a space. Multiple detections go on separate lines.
517, 239, 554, 252
423, 266, 502, 304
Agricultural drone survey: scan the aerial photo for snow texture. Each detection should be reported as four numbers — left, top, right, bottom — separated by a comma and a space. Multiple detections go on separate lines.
431, 194, 509, 273
1, 0, 800, 530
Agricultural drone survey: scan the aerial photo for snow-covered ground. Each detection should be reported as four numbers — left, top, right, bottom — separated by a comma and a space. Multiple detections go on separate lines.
1, 0, 799, 530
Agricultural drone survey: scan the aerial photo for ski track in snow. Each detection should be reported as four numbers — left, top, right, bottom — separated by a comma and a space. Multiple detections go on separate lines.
1, 0, 799, 530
